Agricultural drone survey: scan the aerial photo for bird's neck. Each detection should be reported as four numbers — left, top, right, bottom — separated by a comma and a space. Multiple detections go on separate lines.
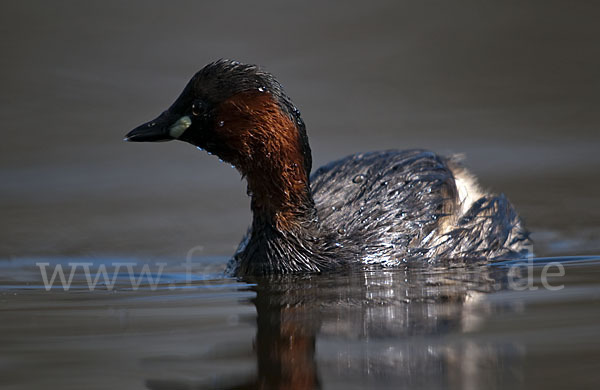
215, 91, 316, 231
246, 158, 316, 232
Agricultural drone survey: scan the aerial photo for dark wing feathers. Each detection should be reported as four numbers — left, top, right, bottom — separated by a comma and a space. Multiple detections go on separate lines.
311, 150, 529, 265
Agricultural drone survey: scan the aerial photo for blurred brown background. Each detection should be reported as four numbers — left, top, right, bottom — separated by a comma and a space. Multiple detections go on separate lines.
1, 0, 599, 259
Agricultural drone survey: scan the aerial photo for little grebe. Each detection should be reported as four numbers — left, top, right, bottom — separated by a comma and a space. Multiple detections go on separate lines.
125, 60, 530, 275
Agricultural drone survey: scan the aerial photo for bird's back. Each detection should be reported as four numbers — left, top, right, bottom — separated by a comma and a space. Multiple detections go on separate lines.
310, 150, 530, 265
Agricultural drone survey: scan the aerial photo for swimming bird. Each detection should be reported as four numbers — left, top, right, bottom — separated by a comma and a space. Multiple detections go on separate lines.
125, 60, 530, 275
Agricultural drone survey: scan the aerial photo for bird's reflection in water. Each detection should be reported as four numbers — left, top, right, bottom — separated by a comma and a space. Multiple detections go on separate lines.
148, 263, 524, 390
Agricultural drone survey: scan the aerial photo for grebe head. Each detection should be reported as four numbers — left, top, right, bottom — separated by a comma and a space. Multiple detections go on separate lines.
125, 60, 314, 227
125, 59, 311, 174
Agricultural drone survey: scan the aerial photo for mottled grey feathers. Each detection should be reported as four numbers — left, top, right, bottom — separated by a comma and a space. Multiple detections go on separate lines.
229, 149, 530, 274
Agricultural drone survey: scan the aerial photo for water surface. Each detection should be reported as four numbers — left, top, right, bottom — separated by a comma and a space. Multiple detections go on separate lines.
2, 256, 600, 389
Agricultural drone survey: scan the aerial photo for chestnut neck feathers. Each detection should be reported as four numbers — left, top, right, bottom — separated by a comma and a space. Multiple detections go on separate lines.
215, 91, 315, 231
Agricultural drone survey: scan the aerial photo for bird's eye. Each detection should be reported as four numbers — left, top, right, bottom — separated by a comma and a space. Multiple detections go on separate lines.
191, 101, 203, 116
